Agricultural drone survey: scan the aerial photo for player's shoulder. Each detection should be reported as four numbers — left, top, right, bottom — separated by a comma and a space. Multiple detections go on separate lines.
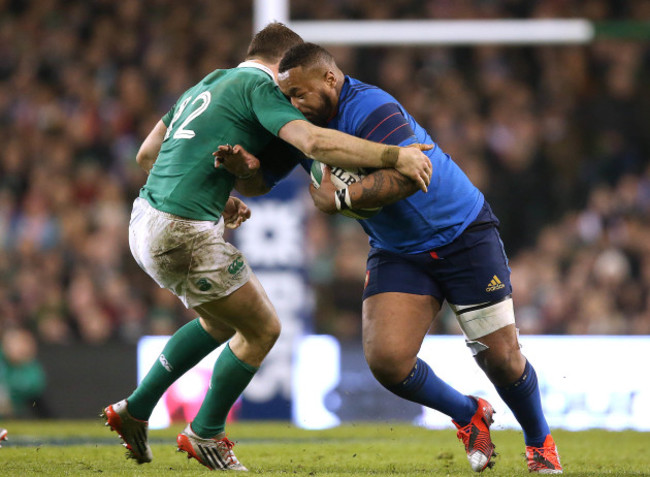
199, 66, 273, 92
340, 77, 402, 123
201, 66, 279, 107
339, 76, 410, 134
230, 67, 274, 88
344, 76, 397, 105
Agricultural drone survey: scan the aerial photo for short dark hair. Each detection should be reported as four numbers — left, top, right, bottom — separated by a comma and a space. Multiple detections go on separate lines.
246, 23, 304, 63
279, 42, 335, 73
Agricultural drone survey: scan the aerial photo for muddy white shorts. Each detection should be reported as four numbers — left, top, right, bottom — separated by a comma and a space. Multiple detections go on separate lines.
129, 197, 250, 308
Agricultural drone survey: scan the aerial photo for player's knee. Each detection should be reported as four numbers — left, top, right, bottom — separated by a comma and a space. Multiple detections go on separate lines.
267, 318, 281, 345
365, 348, 413, 385
241, 314, 281, 355
476, 342, 515, 367
476, 340, 525, 386
258, 317, 281, 352
369, 365, 408, 387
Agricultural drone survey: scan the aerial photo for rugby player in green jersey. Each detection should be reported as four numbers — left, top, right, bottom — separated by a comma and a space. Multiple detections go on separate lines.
102, 23, 432, 471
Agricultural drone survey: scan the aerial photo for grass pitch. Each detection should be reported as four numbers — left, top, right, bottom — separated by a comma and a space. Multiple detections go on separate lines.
0, 420, 648, 476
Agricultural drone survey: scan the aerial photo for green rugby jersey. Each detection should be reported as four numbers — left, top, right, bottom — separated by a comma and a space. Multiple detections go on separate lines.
140, 62, 306, 220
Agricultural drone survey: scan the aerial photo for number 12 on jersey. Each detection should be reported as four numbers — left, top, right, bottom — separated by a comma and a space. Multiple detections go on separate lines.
164, 91, 212, 140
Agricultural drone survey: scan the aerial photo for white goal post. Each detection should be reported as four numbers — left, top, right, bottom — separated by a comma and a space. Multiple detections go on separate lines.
253, 0, 594, 45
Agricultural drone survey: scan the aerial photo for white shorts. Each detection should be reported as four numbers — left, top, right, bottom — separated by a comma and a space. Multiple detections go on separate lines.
129, 197, 250, 308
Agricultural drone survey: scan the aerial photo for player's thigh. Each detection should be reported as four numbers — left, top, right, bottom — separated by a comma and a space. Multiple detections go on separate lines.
362, 247, 443, 364
129, 198, 252, 309
193, 272, 280, 342
362, 292, 440, 363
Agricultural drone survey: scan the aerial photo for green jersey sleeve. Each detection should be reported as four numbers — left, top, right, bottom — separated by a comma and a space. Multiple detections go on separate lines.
249, 82, 306, 136
161, 105, 175, 127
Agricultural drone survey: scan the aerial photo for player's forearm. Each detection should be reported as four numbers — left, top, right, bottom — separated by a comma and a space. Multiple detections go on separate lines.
280, 120, 399, 169
310, 128, 399, 169
348, 169, 420, 208
234, 173, 271, 197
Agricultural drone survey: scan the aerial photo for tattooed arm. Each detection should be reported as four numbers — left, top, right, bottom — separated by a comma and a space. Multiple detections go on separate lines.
310, 166, 420, 214
348, 168, 419, 209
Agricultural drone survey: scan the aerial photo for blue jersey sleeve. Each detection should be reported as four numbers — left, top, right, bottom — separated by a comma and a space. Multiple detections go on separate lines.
328, 77, 483, 253
258, 138, 309, 188
356, 103, 417, 146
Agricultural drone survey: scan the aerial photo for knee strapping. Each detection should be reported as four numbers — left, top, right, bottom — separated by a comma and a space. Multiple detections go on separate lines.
451, 296, 515, 341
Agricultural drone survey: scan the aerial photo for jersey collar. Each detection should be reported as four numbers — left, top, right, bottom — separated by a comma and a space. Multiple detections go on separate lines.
237, 61, 276, 84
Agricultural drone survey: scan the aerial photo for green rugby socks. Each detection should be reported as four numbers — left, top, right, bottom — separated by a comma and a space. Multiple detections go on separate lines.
126, 318, 220, 420
191, 343, 258, 438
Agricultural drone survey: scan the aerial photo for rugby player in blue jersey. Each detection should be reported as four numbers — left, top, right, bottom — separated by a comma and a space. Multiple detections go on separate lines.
216, 42, 562, 474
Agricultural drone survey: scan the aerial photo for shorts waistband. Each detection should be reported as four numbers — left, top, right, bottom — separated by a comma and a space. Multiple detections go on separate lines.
135, 197, 219, 225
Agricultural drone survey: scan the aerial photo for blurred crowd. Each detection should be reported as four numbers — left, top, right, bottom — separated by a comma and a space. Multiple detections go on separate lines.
0, 0, 649, 364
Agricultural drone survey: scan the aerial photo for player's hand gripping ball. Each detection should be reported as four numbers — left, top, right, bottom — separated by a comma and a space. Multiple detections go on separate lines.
310, 160, 382, 219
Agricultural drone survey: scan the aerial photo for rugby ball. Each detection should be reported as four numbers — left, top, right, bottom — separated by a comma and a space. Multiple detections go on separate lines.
310, 160, 382, 220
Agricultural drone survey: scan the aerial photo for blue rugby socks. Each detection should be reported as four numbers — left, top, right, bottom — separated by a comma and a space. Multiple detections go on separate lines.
496, 359, 550, 447
384, 358, 477, 425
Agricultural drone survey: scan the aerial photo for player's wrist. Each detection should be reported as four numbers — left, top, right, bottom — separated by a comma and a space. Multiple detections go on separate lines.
334, 188, 352, 211
236, 170, 256, 180
380, 145, 400, 168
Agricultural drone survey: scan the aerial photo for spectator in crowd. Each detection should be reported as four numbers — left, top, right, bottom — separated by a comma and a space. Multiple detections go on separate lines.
0, 328, 47, 418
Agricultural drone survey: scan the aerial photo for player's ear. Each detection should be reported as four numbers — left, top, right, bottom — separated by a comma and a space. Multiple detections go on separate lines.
324, 70, 337, 88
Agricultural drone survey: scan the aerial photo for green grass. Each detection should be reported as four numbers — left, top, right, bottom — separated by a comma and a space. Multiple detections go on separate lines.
1, 420, 649, 476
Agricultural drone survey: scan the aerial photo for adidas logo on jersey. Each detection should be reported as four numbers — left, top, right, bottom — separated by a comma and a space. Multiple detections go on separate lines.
486, 275, 505, 292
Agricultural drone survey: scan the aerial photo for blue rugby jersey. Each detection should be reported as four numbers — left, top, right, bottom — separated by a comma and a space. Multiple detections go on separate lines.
328, 76, 484, 253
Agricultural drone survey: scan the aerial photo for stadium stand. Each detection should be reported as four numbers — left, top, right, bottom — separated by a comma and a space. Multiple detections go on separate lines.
0, 0, 648, 347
